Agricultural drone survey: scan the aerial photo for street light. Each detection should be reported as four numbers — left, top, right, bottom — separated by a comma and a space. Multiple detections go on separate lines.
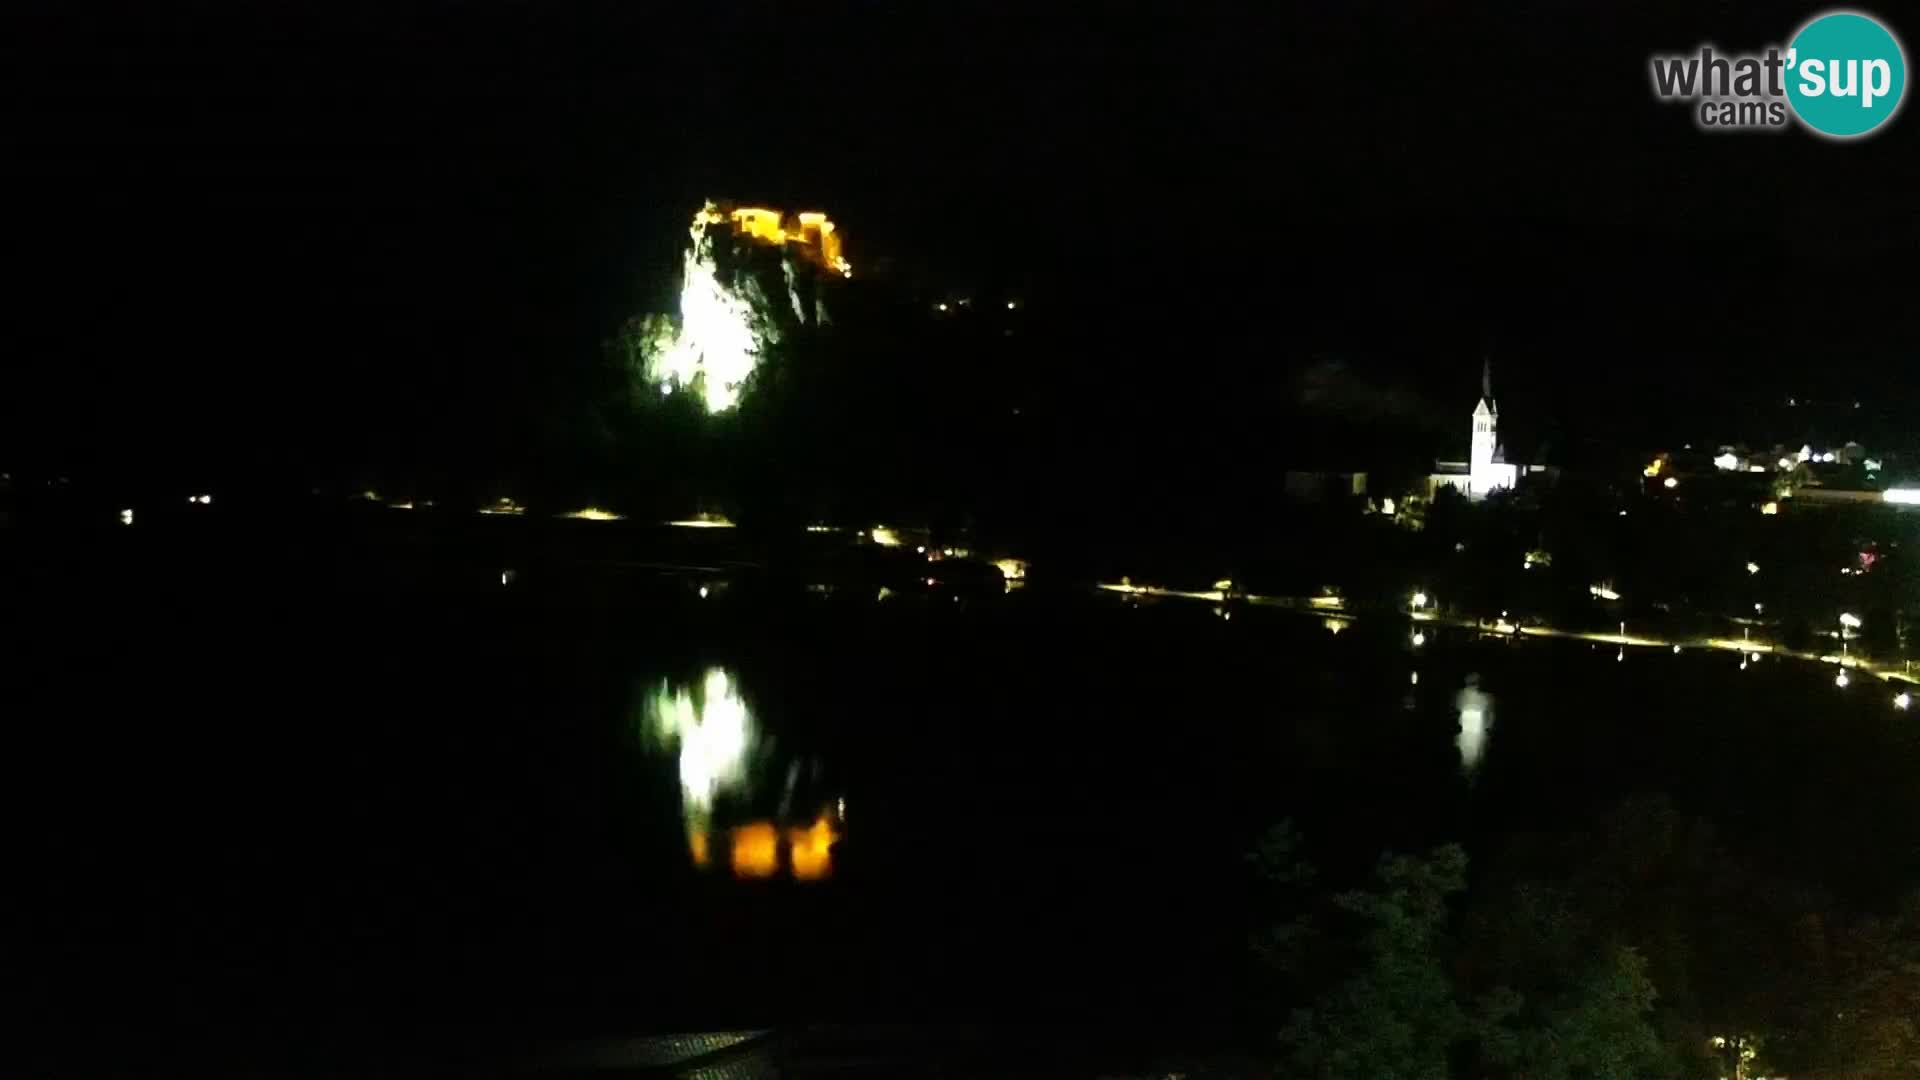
1411, 590, 1428, 611
1840, 612, 1862, 629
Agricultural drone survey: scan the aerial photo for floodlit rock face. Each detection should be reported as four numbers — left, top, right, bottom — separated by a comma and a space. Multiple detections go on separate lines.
643, 201, 844, 412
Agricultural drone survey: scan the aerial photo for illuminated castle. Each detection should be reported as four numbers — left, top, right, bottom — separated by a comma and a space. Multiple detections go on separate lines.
707, 202, 852, 278
645, 200, 851, 413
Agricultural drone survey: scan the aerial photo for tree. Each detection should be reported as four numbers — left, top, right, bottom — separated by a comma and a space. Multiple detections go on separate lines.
1465, 882, 1669, 1080
1246, 820, 1319, 976
1276, 845, 1469, 1080
1771, 892, 1920, 1079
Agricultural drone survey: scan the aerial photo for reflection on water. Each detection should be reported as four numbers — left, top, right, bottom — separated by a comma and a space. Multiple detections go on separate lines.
731, 822, 780, 878
1455, 674, 1494, 777
788, 817, 834, 881
644, 666, 840, 881
650, 668, 752, 816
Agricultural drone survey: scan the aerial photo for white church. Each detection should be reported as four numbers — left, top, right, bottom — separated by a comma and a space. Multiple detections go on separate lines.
1428, 362, 1533, 500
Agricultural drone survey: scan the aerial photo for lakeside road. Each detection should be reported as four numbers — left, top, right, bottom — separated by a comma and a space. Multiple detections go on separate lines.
1095, 583, 1920, 690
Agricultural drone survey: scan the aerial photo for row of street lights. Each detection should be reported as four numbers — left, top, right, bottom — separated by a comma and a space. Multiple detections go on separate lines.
1407, 586, 1907, 709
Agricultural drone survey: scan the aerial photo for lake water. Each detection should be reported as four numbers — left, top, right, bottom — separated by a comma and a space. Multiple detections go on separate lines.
11, 518, 1920, 1070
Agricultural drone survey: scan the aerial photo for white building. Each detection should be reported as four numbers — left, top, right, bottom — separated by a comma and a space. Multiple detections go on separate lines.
1429, 362, 1520, 501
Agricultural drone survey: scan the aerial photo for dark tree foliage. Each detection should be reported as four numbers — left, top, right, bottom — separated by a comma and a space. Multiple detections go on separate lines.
1248, 800, 1920, 1079
1272, 842, 1469, 1080
1463, 884, 1667, 1080
1252, 828, 1666, 1080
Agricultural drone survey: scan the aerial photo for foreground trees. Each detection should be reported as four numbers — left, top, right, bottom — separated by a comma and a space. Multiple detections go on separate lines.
1253, 799, 1920, 1078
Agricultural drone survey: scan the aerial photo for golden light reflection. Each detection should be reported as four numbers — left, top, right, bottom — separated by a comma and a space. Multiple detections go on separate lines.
561, 507, 625, 522
688, 828, 711, 868
731, 822, 780, 878
788, 815, 837, 881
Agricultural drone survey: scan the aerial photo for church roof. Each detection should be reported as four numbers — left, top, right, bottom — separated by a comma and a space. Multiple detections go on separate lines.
1473, 397, 1498, 417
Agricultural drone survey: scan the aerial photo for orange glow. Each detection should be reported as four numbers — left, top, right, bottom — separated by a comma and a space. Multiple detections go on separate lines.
731, 822, 779, 878
715, 203, 849, 275
818, 225, 844, 272
688, 828, 711, 869
788, 815, 837, 882
729, 207, 787, 244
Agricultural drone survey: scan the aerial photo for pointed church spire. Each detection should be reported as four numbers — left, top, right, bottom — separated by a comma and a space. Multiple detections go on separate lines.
1481, 356, 1493, 403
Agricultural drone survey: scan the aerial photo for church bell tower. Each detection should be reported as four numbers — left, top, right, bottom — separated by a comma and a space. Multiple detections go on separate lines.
1470, 357, 1498, 470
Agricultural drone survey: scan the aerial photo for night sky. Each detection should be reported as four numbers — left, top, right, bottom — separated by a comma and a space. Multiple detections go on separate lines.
7, 1, 1917, 480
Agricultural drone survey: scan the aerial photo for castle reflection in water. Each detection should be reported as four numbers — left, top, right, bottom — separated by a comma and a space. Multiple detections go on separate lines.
643, 667, 842, 881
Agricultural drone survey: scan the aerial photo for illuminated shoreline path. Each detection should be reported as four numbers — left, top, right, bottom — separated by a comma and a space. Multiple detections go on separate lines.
646, 201, 851, 413
1095, 581, 1920, 693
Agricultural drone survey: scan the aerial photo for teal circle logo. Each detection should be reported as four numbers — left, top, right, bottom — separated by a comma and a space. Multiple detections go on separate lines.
1786, 11, 1906, 137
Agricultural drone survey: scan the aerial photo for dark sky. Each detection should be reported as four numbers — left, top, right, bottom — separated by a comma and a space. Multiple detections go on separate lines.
6, 1, 1917, 476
